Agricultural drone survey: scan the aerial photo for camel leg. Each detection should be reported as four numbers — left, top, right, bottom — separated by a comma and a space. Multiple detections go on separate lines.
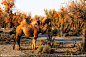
13, 34, 19, 50
13, 33, 22, 50
13, 37, 17, 50
32, 38, 37, 49
34, 38, 37, 49
32, 34, 37, 50
32, 39, 34, 49
17, 37, 20, 50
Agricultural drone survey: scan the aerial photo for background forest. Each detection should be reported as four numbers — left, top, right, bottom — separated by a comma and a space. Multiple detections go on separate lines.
0, 0, 86, 37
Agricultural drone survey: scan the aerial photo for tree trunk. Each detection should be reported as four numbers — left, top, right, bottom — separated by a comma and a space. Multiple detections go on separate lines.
82, 28, 86, 52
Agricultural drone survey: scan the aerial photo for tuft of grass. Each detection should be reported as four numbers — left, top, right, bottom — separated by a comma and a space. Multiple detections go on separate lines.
9, 30, 16, 35
68, 32, 77, 36
36, 40, 45, 46
10, 34, 15, 38
55, 41, 63, 45
15, 47, 24, 50
35, 47, 43, 54
53, 45, 57, 48
2, 39, 6, 41
27, 47, 32, 50
3, 41, 9, 44
42, 47, 49, 53
35, 46, 55, 54
73, 43, 82, 51
65, 50, 73, 55
48, 48, 55, 53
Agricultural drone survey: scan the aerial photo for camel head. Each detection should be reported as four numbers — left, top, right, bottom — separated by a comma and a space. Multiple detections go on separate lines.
40, 16, 51, 34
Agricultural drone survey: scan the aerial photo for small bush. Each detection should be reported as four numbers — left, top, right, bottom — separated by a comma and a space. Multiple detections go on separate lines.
10, 34, 15, 38
55, 41, 63, 45
35, 46, 55, 54
15, 47, 24, 50
53, 45, 57, 48
42, 47, 49, 53
48, 48, 55, 53
47, 41, 54, 48
65, 50, 73, 55
2, 39, 6, 41
35, 47, 43, 54
68, 32, 77, 36
63, 33, 68, 37
27, 47, 32, 50
73, 43, 82, 51
9, 30, 16, 35
36, 40, 45, 46
3, 41, 9, 44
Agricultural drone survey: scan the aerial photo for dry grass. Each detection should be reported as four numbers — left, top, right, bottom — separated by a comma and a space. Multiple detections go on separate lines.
72, 43, 82, 52
36, 40, 45, 47
35, 45, 55, 54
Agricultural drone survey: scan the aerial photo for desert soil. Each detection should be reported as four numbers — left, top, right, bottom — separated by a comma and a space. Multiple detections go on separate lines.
0, 34, 86, 56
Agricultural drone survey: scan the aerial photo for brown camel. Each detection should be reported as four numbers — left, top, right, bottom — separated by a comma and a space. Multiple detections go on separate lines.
13, 16, 51, 50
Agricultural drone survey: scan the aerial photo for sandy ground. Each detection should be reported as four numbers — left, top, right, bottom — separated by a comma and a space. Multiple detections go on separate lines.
0, 34, 85, 56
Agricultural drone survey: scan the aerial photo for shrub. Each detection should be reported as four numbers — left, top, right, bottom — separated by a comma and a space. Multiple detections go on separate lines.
35, 47, 43, 54
47, 41, 54, 48
68, 32, 77, 36
48, 48, 55, 53
65, 50, 73, 55
3, 41, 9, 44
10, 34, 15, 38
2, 38, 6, 41
27, 47, 32, 50
55, 41, 63, 45
15, 47, 24, 50
9, 30, 16, 35
36, 40, 45, 46
35, 46, 55, 54
73, 43, 82, 51
53, 45, 57, 48
63, 33, 68, 37
42, 46, 49, 53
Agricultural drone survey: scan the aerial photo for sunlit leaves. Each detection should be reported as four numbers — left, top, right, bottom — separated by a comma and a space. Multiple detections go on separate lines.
44, 9, 58, 26
44, 0, 86, 34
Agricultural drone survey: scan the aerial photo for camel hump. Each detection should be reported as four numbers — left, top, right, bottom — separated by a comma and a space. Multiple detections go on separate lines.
30, 20, 40, 26
21, 19, 26, 24
31, 21, 37, 25
21, 19, 29, 25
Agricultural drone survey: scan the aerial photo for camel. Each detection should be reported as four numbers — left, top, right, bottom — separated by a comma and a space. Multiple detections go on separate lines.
13, 16, 51, 50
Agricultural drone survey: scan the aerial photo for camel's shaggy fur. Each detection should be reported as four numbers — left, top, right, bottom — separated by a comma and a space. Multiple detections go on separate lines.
13, 16, 51, 50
